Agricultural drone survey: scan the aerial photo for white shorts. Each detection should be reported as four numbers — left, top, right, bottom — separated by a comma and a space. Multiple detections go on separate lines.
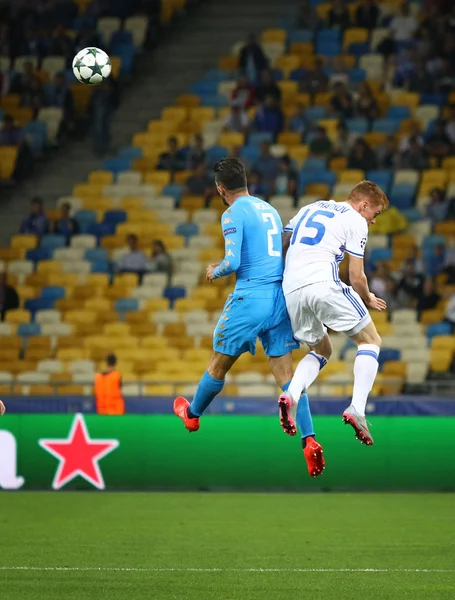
285, 281, 372, 346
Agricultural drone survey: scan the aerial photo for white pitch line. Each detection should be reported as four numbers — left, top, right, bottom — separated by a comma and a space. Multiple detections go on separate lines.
0, 567, 454, 574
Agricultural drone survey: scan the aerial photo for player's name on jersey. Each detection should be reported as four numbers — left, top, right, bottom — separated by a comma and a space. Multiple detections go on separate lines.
316, 200, 350, 214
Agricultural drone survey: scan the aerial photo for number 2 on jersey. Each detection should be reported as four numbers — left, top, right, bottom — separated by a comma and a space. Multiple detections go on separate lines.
262, 213, 280, 257
291, 209, 334, 246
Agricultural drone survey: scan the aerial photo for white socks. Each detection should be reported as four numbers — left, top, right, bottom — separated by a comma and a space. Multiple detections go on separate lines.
288, 351, 328, 402
351, 344, 380, 416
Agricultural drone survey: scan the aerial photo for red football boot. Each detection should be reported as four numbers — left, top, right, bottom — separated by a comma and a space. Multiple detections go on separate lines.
173, 396, 200, 432
278, 393, 297, 436
303, 437, 325, 478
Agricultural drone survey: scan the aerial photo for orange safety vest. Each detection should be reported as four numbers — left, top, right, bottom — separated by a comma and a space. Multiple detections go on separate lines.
94, 371, 125, 415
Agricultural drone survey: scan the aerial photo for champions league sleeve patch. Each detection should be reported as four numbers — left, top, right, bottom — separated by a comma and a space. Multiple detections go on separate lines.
223, 227, 237, 236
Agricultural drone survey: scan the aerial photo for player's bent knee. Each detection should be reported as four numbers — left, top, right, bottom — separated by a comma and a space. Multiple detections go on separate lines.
208, 351, 239, 380
309, 334, 332, 360
350, 322, 382, 347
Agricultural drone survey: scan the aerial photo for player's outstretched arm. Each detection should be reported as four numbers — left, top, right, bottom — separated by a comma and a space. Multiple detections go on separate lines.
0, 400, 6, 415
349, 256, 387, 312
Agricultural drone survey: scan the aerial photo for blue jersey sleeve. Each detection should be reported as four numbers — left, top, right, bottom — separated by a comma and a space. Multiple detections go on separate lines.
213, 206, 244, 279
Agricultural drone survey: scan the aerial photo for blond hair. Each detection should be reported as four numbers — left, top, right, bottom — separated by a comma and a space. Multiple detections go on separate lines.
348, 180, 389, 210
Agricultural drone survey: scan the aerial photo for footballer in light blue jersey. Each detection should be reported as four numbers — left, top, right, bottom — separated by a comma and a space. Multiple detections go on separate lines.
174, 158, 323, 476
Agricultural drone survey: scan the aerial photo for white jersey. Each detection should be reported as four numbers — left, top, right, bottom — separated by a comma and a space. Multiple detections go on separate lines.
283, 200, 368, 296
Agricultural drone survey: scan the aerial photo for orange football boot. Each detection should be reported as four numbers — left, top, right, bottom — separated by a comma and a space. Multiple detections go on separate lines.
174, 396, 200, 432
303, 437, 325, 478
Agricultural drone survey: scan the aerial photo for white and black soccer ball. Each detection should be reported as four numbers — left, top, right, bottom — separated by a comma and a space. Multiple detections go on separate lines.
72, 47, 112, 85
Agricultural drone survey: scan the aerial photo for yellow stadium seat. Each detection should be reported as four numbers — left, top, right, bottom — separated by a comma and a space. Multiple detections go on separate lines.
84, 297, 112, 312
123, 310, 148, 324
421, 309, 446, 326
5, 309, 30, 324
163, 323, 184, 338
113, 273, 139, 288
305, 184, 329, 197
168, 336, 194, 350
103, 323, 131, 336
130, 322, 157, 337
261, 28, 286, 43
176, 94, 201, 108
81, 197, 112, 211
119, 196, 145, 211
330, 157, 348, 171
278, 132, 302, 147
218, 132, 244, 148
338, 170, 365, 183
289, 42, 313, 56
37, 260, 62, 275
16, 285, 38, 304
430, 349, 452, 372
393, 92, 420, 109
192, 286, 219, 301
198, 248, 224, 263
274, 55, 301, 77
277, 80, 298, 98
421, 169, 447, 185
435, 221, 455, 236
431, 336, 455, 351
0, 347, 20, 361
288, 145, 309, 168
180, 196, 205, 212
144, 171, 171, 187
316, 2, 331, 19
0, 146, 19, 180
392, 234, 415, 249
144, 384, 175, 395
383, 361, 408, 379
140, 336, 168, 349
218, 55, 239, 71
10, 235, 37, 251
364, 132, 388, 148
174, 298, 207, 312
144, 299, 169, 312
73, 183, 104, 198
88, 170, 114, 185
183, 348, 211, 362
64, 310, 98, 325
57, 384, 84, 395
27, 384, 55, 396
161, 106, 187, 123
314, 92, 331, 106
25, 347, 52, 361
27, 335, 52, 350
1, 336, 22, 351
343, 28, 368, 50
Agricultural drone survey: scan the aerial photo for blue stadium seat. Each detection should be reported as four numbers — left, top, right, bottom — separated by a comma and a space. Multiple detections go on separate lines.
316, 41, 341, 56
74, 210, 97, 233
348, 42, 370, 55
90, 260, 111, 274
189, 81, 219, 95
162, 184, 184, 203
302, 157, 327, 171
85, 248, 109, 262
372, 119, 401, 134
305, 107, 327, 121
419, 93, 446, 107
25, 298, 56, 314
248, 132, 274, 146
41, 286, 66, 300
40, 235, 66, 250
271, 68, 284, 81
203, 69, 230, 82
26, 248, 52, 262
378, 348, 401, 365
206, 146, 228, 165
366, 170, 393, 192
200, 95, 229, 108
426, 322, 453, 340
103, 157, 132, 174
104, 210, 127, 225
317, 29, 340, 43
118, 146, 143, 160
18, 323, 41, 336
348, 68, 366, 83
288, 29, 314, 43
175, 223, 199, 238
422, 234, 446, 251
390, 183, 415, 210
299, 170, 336, 191
114, 43, 135, 76
401, 207, 423, 222
368, 247, 393, 265
240, 145, 261, 163
24, 120, 48, 154
163, 286, 186, 306
347, 118, 369, 135
88, 223, 116, 238
115, 298, 140, 313
387, 106, 412, 120
290, 68, 307, 82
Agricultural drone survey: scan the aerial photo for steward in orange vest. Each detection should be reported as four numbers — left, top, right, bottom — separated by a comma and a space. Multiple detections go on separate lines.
94, 354, 125, 415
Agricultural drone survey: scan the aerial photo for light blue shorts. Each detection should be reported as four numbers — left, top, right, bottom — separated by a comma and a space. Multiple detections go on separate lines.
213, 285, 299, 357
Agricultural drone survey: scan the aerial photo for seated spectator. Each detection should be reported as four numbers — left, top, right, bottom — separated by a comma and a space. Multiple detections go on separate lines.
254, 70, 281, 104
248, 170, 268, 197
427, 244, 446, 277
53, 202, 79, 237
20, 28, 46, 60
376, 135, 400, 169
356, 0, 379, 29
185, 164, 216, 201
90, 78, 119, 157
329, 55, 350, 88
45, 73, 75, 122
231, 75, 255, 109
297, 0, 320, 29
332, 122, 357, 157
400, 136, 429, 170
223, 102, 249, 134
328, 0, 351, 30
74, 25, 101, 54
426, 120, 452, 165
436, 59, 455, 94
158, 136, 185, 173
301, 57, 329, 95
9, 60, 36, 95
253, 95, 284, 140
403, 245, 424, 275
186, 134, 206, 170
0, 273, 19, 321
395, 259, 424, 308
20, 76, 44, 114
369, 262, 395, 308
445, 105, 455, 144
426, 187, 449, 223
239, 34, 268, 83
289, 103, 308, 137
399, 121, 424, 153
51, 25, 74, 63
417, 278, 441, 315
355, 82, 378, 121
252, 141, 280, 185
415, 25, 432, 60
19, 197, 49, 236
117, 234, 148, 276
445, 293, 455, 330
309, 126, 333, 158
330, 82, 354, 119
273, 155, 298, 200
394, 48, 417, 88
148, 240, 172, 278
348, 138, 377, 170
377, 32, 396, 60
389, 2, 418, 42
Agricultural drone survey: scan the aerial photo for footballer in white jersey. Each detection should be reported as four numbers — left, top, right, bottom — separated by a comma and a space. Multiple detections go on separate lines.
278, 181, 389, 451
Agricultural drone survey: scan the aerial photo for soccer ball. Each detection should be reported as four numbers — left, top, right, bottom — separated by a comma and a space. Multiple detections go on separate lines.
72, 47, 112, 86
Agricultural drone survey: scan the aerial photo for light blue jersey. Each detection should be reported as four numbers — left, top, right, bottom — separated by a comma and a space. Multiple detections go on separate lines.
212, 196, 298, 357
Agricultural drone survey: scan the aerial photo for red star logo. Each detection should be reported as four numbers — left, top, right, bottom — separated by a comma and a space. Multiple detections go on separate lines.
39, 414, 119, 490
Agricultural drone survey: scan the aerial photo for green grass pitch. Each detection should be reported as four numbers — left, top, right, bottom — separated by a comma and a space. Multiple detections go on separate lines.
0, 492, 454, 600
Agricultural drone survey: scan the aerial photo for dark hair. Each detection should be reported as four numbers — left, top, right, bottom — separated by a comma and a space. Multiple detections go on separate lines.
106, 354, 117, 367
31, 196, 43, 206
153, 239, 165, 252
214, 158, 247, 192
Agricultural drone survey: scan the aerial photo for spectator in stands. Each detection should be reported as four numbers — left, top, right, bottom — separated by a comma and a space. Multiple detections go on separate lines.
427, 244, 446, 277
399, 121, 424, 153
90, 78, 118, 157
445, 105, 455, 144
148, 240, 172, 279
223, 102, 249, 134
0, 273, 19, 322
254, 70, 281, 104
329, 54, 350, 88
253, 95, 284, 140
348, 138, 377, 171
231, 75, 255, 109
417, 278, 441, 316
248, 170, 267, 198
20, 28, 46, 60
74, 25, 101, 54
158, 136, 185, 174
407, 58, 435, 93
415, 26, 432, 60
355, 82, 379, 122
19, 197, 49, 235
426, 187, 449, 224
395, 259, 424, 308
309, 125, 333, 158
332, 122, 356, 157
369, 262, 395, 308
377, 32, 396, 60
273, 155, 298, 201
239, 34, 268, 83
185, 164, 216, 202
9, 60, 36, 95
19, 76, 44, 114
186, 134, 206, 171
376, 135, 400, 169
117, 234, 148, 278
51, 25, 74, 64
330, 82, 354, 119
53, 202, 79, 238
252, 141, 280, 185
445, 294, 455, 330
436, 58, 455, 94
289, 103, 308, 138
301, 57, 329, 95
394, 48, 417, 88
297, 1, 320, 29
400, 136, 429, 170
426, 119, 452, 165
45, 72, 75, 133
356, 0, 379, 30
403, 245, 424, 275
389, 2, 418, 42
328, 0, 351, 31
